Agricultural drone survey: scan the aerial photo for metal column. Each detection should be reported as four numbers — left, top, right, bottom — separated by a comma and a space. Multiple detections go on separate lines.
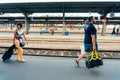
46, 15, 49, 29
25, 14, 29, 34
101, 19, 107, 36
63, 7, 66, 34
10, 22, 13, 30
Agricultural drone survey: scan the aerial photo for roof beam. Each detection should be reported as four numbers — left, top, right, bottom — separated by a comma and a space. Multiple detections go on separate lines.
11, 5, 26, 14
102, 4, 119, 17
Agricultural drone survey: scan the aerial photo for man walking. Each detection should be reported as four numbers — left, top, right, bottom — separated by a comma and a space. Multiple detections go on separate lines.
75, 16, 98, 66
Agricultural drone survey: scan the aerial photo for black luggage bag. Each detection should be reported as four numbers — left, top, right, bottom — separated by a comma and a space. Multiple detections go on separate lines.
2, 44, 15, 61
85, 51, 103, 69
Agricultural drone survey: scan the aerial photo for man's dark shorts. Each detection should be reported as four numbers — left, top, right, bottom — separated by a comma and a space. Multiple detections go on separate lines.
84, 43, 98, 52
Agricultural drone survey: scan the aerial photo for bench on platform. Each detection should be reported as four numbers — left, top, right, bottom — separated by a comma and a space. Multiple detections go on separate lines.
40, 29, 50, 34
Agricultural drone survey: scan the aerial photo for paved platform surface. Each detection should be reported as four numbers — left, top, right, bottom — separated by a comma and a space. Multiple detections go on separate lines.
0, 55, 120, 80
0, 32, 120, 51
0, 31, 120, 39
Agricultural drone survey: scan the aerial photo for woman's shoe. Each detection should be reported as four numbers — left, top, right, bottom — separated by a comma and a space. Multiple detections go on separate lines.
16, 58, 19, 61
19, 59, 25, 63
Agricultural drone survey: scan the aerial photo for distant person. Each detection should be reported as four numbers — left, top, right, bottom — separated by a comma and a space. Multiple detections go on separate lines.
116, 27, 119, 35
13, 23, 28, 63
75, 16, 98, 66
50, 27, 55, 35
111, 26, 116, 35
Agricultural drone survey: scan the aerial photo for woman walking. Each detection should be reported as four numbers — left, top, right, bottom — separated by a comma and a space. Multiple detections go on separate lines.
13, 23, 28, 63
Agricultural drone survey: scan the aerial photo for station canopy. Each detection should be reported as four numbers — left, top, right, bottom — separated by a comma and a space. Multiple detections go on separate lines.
0, 0, 120, 24
0, 0, 120, 15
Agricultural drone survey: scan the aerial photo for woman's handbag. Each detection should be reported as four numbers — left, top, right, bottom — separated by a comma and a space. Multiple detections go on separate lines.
85, 51, 103, 69
18, 38, 25, 47
20, 41, 25, 47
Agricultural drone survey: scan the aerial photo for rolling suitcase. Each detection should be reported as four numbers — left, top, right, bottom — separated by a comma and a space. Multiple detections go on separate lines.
2, 44, 15, 61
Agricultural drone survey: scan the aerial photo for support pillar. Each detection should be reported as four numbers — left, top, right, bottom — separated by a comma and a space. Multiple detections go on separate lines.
101, 19, 107, 36
10, 22, 13, 30
25, 14, 29, 34
46, 15, 48, 29
63, 7, 66, 35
